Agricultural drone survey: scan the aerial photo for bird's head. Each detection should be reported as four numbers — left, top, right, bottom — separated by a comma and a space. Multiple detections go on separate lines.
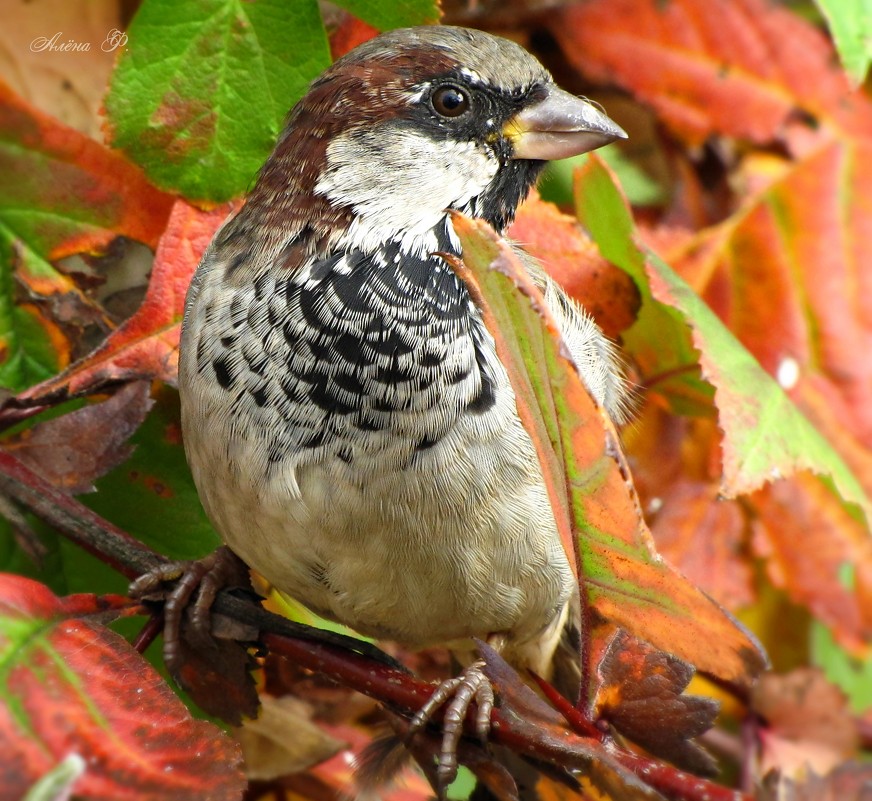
244, 25, 626, 262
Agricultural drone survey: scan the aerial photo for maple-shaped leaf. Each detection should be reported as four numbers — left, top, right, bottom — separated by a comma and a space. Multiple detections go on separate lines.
0, 573, 245, 801
477, 642, 666, 801
451, 212, 767, 688
0, 81, 174, 310
10, 199, 236, 409
592, 630, 718, 775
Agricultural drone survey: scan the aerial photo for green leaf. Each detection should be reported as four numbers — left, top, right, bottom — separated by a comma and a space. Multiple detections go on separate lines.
812, 617, 872, 713
541, 145, 667, 210
814, 0, 872, 85
811, 562, 872, 713
84, 386, 220, 562
575, 154, 872, 521
573, 156, 713, 416
0, 268, 59, 392
104, 0, 331, 201
331, 0, 440, 30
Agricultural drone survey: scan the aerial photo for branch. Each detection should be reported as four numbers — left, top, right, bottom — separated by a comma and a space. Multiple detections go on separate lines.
0, 449, 751, 801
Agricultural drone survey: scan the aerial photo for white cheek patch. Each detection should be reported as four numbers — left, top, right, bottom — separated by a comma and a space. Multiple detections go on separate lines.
314, 125, 499, 257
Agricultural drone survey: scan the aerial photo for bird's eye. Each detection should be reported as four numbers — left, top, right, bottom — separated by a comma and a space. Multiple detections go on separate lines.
431, 85, 470, 118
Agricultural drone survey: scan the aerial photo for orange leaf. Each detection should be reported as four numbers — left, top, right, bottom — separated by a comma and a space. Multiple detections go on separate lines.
624, 404, 755, 610
549, 0, 872, 147
452, 213, 767, 687
14, 199, 236, 406
509, 193, 640, 340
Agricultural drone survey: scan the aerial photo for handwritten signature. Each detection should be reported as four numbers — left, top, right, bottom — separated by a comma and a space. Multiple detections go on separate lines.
30, 29, 128, 54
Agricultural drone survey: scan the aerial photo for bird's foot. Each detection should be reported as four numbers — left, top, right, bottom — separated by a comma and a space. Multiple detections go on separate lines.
129, 546, 254, 672
408, 659, 495, 793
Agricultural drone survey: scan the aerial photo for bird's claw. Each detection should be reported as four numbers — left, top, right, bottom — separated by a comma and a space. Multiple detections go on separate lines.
408, 660, 495, 792
129, 546, 252, 671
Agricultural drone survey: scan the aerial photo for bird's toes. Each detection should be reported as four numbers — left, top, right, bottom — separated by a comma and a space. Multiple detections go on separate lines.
408, 660, 495, 794
129, 546, 252, 669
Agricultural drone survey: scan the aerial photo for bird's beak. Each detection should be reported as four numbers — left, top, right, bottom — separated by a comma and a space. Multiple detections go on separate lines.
505, 86, 628, 161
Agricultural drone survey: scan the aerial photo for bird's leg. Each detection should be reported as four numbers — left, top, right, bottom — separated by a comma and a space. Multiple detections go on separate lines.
129, 546, 253, 672
408, 633, 507, 793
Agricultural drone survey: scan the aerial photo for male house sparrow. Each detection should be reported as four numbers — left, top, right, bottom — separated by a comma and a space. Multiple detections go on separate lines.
179, 24, 627, 782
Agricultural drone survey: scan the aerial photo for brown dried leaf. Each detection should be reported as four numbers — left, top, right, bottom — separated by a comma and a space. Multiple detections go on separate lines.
592, 630, 719, 776
2, 381, 153, 493
760, 762, 872, 801
238, 695, 345, 781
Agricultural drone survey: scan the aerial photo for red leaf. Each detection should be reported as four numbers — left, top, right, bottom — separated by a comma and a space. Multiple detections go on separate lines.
508, 193, 641, 340
0, 574, 245, 801
549, 0, 872, 147
14, 199, 237, 406
0, 80, 174, 299
329, 15, 380, 60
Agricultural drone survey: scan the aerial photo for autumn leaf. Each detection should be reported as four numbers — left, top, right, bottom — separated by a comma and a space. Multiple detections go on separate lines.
575, 154, 872, 519
451, 212, 767, 688
624, 406, 754, 611
478, 642, 665, 801
0, 574, 245, 801
592, 630, 718, 775
508, 193, 640, 341
2, 381, 153, 494
0, 81, 173, 302
752, 668, 858, 778
550, 0, 872, 147
555, 0, 872, 512
10, 199, 236, 408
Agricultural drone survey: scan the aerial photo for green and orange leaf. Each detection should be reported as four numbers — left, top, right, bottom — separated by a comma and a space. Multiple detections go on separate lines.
0, 81, 174, 299
451, 212, 767, 688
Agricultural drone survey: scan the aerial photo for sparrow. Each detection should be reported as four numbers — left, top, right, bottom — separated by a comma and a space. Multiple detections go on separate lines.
178, 24, 628, 785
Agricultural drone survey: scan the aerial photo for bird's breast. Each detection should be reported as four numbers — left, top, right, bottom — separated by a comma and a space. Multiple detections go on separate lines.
179, 242, 574, 655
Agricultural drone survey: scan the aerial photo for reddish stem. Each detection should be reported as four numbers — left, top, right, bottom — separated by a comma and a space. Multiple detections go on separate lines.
132, 613, 164, 653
